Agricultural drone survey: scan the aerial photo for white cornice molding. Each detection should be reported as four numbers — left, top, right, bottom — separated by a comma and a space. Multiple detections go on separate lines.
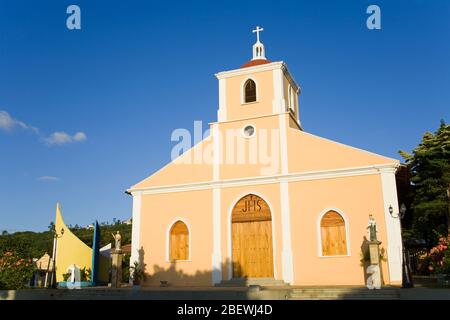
209, 112, 281, 126
215, 61, 300, 94
215, 61, 284, 79
130, 190, 142, 197
377, 163, 400, 174
127, 163, 399, 195
288, 111, 302, 130
280, 62, 300, 93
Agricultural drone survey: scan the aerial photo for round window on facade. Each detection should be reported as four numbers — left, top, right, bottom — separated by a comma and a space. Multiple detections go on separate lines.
243, 125, 255, 138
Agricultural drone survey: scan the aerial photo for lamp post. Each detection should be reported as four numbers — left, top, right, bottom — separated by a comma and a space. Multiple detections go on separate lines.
389, 203, 414, 288
45, 227, 64, 288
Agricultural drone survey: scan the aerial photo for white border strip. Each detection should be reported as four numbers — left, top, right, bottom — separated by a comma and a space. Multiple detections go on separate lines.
130, 191, 142, 277
217, 79, 227, 122
215, 61, 300, 93
380, 169, 403, 282
128, 164, 399, 195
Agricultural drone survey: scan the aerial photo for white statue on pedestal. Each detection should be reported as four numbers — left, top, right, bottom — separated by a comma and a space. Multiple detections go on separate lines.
111, 231, 122, 251
367, 214, 378, 241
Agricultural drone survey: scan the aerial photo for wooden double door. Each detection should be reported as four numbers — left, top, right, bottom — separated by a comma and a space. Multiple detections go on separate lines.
231, 194, 274, 278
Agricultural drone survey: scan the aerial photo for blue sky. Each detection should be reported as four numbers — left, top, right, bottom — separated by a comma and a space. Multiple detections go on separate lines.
0, 1, 449, 232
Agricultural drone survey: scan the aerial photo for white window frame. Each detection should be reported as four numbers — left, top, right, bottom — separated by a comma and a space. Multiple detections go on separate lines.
288, 84, 296, 113
241, 124, 256, 139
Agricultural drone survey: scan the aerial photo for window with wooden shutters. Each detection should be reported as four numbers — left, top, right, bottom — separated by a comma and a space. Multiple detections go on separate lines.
244, 79, 257, 103
320, 211, 348, 256
169, 220, 189, 261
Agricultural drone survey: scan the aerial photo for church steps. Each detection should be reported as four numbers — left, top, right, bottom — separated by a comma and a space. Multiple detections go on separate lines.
289, 287, 400, 300
216, 278, 289, 287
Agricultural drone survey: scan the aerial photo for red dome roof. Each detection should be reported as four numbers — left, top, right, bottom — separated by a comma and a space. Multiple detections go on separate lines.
241, 59, 271, 68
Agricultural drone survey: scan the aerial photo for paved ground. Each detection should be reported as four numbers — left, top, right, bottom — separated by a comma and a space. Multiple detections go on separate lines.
1, 285, 449, 300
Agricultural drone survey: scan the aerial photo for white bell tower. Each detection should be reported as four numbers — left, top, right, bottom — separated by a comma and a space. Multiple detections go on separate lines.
252, 26, 266, 60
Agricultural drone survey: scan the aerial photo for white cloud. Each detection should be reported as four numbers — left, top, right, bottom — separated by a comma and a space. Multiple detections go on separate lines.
0, 111, 14, 131
73, 132, 87, 142
37, 176, 60, 182
45, 132, 72, 145
0, 110, 39, 133
45, 131, 88, 146
0, 110, 87, 147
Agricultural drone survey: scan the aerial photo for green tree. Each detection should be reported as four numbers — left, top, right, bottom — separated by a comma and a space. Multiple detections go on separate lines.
0, 251, 35, 289
400, 120, 450, 243
0, 222, 131, 260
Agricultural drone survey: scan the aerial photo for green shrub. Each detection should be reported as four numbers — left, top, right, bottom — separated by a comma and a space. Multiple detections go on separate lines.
62, 267, 91, 282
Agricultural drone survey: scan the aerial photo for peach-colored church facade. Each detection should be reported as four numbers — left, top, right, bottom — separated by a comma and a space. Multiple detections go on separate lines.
127, 29, 403, 287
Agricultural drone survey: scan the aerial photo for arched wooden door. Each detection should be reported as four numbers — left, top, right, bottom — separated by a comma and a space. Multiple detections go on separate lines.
232, 194, 274, 278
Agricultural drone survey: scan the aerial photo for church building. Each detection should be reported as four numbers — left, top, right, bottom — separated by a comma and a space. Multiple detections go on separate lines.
127, 27, 403, 286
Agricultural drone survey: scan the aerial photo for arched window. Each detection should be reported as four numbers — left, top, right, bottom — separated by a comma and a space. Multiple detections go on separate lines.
169, 220, 189, 261
288, 85, 295, 112
244, 79, 257, 103
320, 210, 348, 256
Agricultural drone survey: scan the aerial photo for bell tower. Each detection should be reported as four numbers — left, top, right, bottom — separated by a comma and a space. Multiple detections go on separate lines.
215, 26, 302, 130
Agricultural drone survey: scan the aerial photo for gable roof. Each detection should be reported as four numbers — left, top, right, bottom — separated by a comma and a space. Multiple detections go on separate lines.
286, 128, 399, 173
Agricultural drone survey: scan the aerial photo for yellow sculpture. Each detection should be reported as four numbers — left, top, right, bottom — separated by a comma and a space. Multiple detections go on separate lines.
54, 203, 109, 284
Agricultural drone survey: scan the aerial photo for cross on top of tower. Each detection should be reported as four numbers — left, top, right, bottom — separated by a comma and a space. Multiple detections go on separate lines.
252, 26, 264, 43
251, 26, 266, 61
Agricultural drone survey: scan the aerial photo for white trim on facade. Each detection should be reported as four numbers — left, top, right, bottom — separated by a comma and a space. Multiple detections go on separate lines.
165, 218, 192, 262
279, 181, 294, 283
272, 68, 286, 114
217, 78, 227, 122
288, 85, 297, 116
215, 62, 300, 95
212, 123, 220, 181
130, 191, 142, 272
211, 123, 222, 284
128, 164, 400, 195
216, 61, 285, 79
212, 187, 222, 284
278, 111, 294, 283
226, 191, 278, 280
210, 112, 283, 126
316, 207, 351, 258
280, 62, 300, 94
279, 115, 289, 175
380, 167, 403, 282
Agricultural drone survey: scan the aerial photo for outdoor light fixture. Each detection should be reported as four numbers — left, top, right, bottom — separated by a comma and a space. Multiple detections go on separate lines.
389, 203, 407, 218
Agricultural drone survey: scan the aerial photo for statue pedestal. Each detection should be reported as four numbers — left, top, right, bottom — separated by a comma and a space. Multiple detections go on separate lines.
368, 240, 381, 265
111, 249, 123, 288
367, 240, 382, 289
